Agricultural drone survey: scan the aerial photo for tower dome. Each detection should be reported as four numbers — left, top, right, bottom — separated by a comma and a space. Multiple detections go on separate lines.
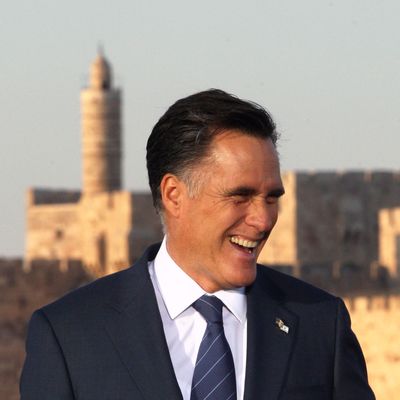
90, 52, 112, 89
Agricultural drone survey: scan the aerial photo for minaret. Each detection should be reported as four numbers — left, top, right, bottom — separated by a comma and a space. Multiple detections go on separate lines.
81, 50, 122, 194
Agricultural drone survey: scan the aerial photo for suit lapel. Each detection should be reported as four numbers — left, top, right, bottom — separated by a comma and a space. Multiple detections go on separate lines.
103, 245, 183, 400
244, 269, 298, 400
100, 247, 298, 400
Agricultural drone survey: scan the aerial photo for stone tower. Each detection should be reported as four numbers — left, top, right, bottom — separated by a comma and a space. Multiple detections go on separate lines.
25, 52, 163, 275
81, 51, 122, 194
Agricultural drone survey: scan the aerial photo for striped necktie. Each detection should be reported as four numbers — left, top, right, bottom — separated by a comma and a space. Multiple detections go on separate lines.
190, 295, 237, 400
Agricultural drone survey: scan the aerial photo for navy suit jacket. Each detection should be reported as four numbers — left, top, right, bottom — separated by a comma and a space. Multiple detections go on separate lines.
20, 243, 375, 399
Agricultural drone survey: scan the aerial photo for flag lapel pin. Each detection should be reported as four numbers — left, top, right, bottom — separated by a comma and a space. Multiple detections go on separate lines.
275, 317, 289, 334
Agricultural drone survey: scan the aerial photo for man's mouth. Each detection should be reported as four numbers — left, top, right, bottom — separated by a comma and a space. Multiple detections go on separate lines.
229, 236, 259, 254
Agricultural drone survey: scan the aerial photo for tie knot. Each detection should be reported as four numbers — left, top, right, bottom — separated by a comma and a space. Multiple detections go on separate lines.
193, 295, 224, 323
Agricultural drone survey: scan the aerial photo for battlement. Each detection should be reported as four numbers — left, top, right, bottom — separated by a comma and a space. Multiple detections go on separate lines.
0, 258, 93, 400
284, 169, 400, 180
261, 169, 400, 277
344, 294, 400, 312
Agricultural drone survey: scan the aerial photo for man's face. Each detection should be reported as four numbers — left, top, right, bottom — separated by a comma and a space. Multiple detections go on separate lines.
166, 130, 284, 293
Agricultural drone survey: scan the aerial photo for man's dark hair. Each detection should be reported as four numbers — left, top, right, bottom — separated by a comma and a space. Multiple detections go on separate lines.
146, 89, 278, 212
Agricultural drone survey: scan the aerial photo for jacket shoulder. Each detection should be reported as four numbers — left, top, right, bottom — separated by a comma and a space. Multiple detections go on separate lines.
255, 264, 337, 304
40, 243, 160, 318
37, 268, 128, 327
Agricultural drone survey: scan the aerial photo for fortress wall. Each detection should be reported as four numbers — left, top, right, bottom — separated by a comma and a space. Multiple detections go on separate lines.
80, 191, 137, 274
26, 202, 82, 261
130, 192, 163, 261
0, 259, 92, 400
265, 171, 400, 274
78, 191, 162, 275
367, 171, 400, 210
258, 172, 298, 267
26, 190, 163, 277
379, 207, 400, 277
344, 295, 400, 400
296, 171, 342, 264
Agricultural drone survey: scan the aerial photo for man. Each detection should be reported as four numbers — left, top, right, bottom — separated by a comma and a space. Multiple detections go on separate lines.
20, 89, 375, 399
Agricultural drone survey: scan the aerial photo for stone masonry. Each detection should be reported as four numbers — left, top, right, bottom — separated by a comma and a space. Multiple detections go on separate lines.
259, 171, 400, 280
81, 51, 122, 195
0, 259, 92, 400
379, 207, 400, 277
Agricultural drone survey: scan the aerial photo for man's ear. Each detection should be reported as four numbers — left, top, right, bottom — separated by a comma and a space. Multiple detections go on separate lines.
160, 174, 185, 218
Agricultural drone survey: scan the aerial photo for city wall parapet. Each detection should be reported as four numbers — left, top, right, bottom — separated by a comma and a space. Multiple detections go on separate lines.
344, 294, 400, 400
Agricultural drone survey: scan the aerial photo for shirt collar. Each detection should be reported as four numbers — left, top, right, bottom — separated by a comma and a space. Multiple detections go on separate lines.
153, 237, 247, 323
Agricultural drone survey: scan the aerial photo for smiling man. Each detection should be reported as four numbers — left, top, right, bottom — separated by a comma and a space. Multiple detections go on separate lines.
160, 131, 284, 293
21, 89, 375, 399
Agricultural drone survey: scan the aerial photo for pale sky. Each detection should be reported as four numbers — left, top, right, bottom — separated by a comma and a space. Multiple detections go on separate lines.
1, 0, 399, 257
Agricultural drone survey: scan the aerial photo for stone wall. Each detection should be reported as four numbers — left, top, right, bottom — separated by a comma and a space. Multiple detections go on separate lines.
259, 172, 298, 268
129, 192, 164, 260
26, 200, 82, 261
25, 189, 163, 277
379, 207, 400, 276
296, 171, 400, 269
344, 295, 400, 400
0, 259, 92, 400
260, 171, 400, 278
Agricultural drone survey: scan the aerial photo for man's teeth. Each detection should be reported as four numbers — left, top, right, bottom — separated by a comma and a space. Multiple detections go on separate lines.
230, 237, 258, 248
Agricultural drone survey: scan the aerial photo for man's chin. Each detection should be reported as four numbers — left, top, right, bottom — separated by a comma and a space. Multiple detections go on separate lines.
228, 267, 257, 289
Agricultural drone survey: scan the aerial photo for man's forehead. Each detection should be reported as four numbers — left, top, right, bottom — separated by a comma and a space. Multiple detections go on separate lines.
210, 129, 272, 145
209, 131, 278, 162
205, 133, 282, 186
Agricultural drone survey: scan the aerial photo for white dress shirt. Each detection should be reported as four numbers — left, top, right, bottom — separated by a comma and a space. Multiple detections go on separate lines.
148, 238, 247, 400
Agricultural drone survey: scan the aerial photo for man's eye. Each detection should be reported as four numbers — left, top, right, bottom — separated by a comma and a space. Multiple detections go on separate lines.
233, 196, 249, 204
266, 196, 279, 205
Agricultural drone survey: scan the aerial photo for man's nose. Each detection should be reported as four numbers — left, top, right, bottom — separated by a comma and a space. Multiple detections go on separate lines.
245, 200, 278, 233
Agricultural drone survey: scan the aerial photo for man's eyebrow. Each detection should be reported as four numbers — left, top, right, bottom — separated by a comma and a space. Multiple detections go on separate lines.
223, 186, 257, 197
223, 186, 285, 197
268, 188, 285, 197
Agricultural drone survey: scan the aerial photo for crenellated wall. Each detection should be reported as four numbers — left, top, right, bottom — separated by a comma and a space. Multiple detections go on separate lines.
259, 170, 400, 279
344, 295, 400, 400
0, 259, 92, 400
25, 188, 163, 276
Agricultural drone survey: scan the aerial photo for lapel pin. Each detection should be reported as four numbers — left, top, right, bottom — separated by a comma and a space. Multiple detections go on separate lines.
275, 318, 289, 334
